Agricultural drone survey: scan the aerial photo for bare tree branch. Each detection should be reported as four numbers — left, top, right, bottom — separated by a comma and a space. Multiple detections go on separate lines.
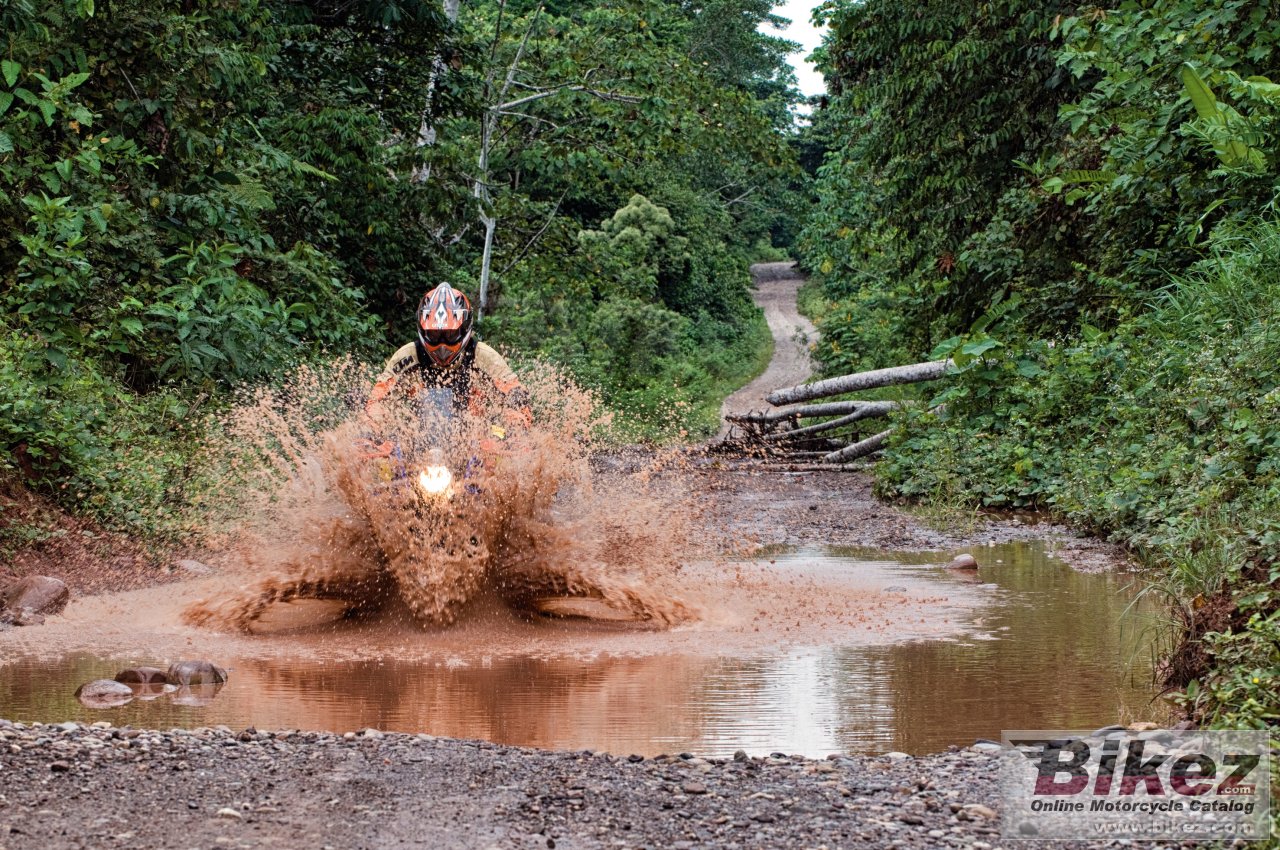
498, 191, 568, 277
498, 84, 643, 112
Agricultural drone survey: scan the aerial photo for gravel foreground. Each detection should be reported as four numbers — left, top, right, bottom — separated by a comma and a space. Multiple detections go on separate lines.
0, 718, 1103, 850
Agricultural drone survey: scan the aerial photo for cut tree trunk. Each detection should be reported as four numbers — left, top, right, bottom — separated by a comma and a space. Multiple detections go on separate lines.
822, 428, 892, 463
726, 400, 898, 425
766, 360, 952, 406
763, 402, 898, 441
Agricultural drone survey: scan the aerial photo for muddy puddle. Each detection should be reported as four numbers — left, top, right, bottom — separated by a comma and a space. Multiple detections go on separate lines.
0, 542, 1160, 756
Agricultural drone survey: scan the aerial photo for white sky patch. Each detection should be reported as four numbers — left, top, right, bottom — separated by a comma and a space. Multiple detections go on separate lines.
764, 0, 827, 99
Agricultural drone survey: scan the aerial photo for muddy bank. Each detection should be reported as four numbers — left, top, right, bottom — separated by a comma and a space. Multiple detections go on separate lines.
692, 462, 1132, 573
0, 477, 173, 596
0, 462, 1146, 849
0, 718, 1117, 850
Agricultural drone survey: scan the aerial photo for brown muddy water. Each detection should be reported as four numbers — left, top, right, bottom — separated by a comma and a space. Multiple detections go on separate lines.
0, 542, 1162, 757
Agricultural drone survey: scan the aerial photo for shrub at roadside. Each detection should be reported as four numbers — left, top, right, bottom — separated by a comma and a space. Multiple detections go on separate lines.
877, 219, 1280, 730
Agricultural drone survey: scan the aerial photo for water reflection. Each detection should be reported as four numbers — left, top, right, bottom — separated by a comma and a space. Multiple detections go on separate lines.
0, 542, 1161, 756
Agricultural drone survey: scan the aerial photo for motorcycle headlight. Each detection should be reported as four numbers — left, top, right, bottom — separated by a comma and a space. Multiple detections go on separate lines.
417, 465, 454, 497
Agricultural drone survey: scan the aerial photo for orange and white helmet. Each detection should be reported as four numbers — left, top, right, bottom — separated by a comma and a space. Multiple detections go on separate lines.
417, 282, 474, 368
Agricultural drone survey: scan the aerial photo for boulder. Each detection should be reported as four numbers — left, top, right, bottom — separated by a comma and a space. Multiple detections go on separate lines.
115, 666, 169, 686
946, 553, 979, 570
173, 559, 215, 576
74, 679, 134, 708
1, 575, 69, 616
0, 608, 45, 627
166, 660, 228, 686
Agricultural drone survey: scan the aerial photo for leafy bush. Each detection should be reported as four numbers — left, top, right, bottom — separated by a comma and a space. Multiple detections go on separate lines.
485, 193, 771, 437
1, 0, 800, 535
876, 220, 1280, 744
0, 327, 204, 536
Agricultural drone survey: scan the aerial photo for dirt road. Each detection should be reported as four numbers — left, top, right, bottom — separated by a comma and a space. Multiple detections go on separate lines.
0, 720, 1043, 850
717, 262, 817, 438
0, 471, 1128, 850
0, 261, 1134, 849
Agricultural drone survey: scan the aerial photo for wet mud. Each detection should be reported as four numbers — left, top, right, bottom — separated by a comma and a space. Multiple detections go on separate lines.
180, 361, 702, 634
0, 357, 1159, 759
0, 541, 1161, 757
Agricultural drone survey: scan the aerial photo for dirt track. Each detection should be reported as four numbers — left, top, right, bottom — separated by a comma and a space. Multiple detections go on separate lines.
0, 720, 1040, 850
0, 263, 1133, 849
717, 262, 817, 438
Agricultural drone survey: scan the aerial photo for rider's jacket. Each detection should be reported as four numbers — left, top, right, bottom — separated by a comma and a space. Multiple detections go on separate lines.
366, 338, 526, 416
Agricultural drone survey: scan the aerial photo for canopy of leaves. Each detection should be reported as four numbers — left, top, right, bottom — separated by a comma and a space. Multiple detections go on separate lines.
798, 0, 1280, 752
799, 0, 1280, 375
1, 0, 804, 520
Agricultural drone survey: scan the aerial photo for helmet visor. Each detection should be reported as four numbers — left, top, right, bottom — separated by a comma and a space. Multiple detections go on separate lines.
421, 325, 469, 346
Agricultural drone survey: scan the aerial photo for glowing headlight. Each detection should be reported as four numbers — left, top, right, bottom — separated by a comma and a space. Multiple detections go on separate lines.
417, 465, 454, 497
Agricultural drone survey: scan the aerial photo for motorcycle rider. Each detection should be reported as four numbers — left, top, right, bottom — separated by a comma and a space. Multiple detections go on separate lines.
365, 282, 531, 431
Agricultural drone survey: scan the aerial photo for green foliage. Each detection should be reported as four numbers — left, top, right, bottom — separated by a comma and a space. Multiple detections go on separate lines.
802, 0, 1280, 354
1193, 604, 1280, 730
881, 219, 1280, 524
797, 0, 1077, 359
877, 219, 1280, 737
485, 192, 771, 435
799, 0, 1280, 752
0, 0, 801, 528
0, 326, 204, 535
1046, 0, 1280, 290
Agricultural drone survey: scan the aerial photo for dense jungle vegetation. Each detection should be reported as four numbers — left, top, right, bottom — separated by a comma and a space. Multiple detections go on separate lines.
800, 0, 1279, 745
1, 0, 802, 533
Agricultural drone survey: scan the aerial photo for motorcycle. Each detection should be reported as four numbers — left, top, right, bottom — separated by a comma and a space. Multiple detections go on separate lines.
359, 386, 508, 508
188, 381, 680, 634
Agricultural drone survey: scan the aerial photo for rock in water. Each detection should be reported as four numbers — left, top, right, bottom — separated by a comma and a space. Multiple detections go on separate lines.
946, 553, 978, 570
0, 608, 45, 627
167, 660, 229, 686
1, 575, 69, 616
74, 680, 134, 708
115, 666, 169, 686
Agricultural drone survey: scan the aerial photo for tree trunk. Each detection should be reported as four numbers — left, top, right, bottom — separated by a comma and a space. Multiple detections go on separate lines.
475, 4, 542, 319
764, 401, 897, 441
822, 428, 891, 463
727, 399, 897, 425
412, 0, 463, 183
477, 208, 496, 318
766, 360, 952, 406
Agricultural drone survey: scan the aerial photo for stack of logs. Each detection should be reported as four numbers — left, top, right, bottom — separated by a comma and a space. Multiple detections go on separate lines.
724, 359, 952, 464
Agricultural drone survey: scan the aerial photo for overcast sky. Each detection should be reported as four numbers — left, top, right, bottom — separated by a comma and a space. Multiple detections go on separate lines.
765, 0, 828, 98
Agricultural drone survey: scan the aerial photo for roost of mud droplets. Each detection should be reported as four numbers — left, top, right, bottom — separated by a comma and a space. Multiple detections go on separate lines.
182, 359, 699, 632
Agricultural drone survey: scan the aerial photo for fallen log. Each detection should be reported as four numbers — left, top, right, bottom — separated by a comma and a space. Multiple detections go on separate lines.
822, 428, 892, 463
766, 359, 952, 406
723, 460, 874, 473
726, 399, 897, 425
764, 401, 898, 442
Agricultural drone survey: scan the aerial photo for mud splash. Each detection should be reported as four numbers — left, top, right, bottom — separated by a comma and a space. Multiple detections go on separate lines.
184, 360, 700, 632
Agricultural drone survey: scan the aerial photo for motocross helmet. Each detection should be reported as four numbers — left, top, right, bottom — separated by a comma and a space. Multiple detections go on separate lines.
417, 282, 474, 368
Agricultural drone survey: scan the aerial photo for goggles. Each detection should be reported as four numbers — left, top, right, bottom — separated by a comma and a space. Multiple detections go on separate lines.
421, 325, 469, 346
